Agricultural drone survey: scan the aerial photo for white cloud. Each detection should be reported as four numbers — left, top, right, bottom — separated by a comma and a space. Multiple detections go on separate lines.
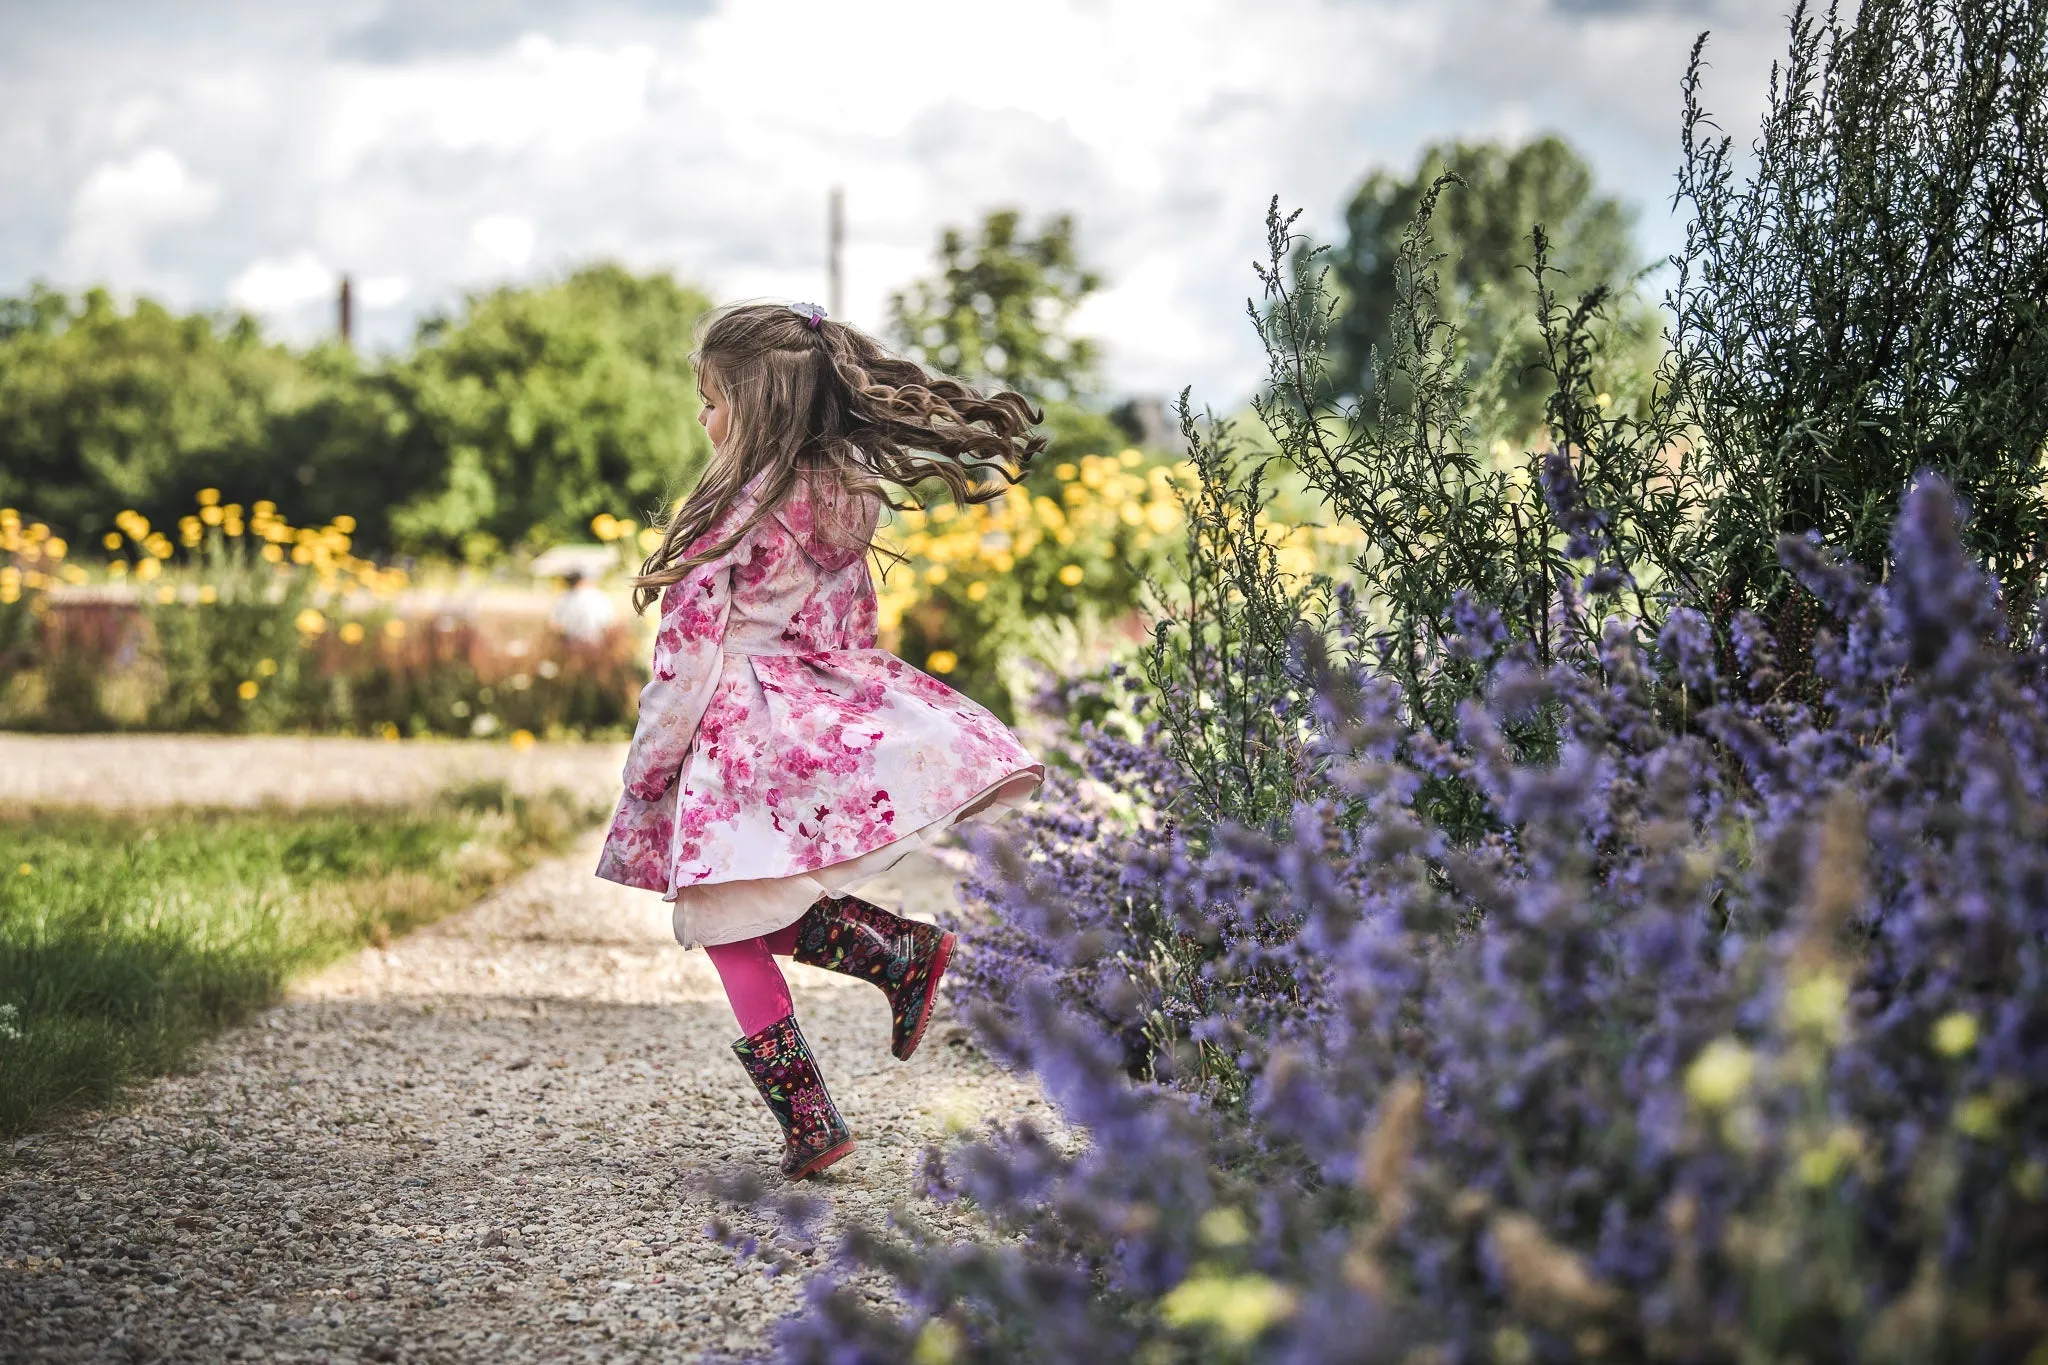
228, 249, 335, 314
470, 214, 537, 272
63, 146, 219, 280
7, 0, 1793, 398
358, 275, 411, 309
320, 34, 658, 177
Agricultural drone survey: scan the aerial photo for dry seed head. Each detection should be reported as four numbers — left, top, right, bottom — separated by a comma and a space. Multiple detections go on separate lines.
1488, 1212, 1621, 1326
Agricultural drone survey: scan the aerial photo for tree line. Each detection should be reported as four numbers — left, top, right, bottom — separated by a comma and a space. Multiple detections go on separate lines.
1, 137, 1657, 563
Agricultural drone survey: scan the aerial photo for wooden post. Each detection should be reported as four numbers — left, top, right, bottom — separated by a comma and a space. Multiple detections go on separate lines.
827, 186, 844, 320
338, 275, 354, 347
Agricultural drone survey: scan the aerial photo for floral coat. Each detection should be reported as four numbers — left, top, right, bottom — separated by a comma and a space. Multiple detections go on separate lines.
595, 477, 1043, 897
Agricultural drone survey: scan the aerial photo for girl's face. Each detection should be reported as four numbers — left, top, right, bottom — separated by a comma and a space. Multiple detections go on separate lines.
698, 372, 731, 452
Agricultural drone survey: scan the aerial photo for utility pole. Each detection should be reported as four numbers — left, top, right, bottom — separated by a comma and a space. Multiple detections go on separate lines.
338, 275, 354, 348
827, 186, 844, 320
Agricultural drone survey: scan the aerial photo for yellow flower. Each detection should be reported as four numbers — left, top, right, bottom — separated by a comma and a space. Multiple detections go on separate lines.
295, 608, 326, 635
255, 657, 278, 678
1685, 1038, 1754, 1110
237, 680, 260, 701
965, 580, 989, 602
133, 557, 161, 583
1055, 462, 1078, 481
910, 1319, 962, 1365
1932, 1012, 1979, 1057
923, 564, 949, 585
339, 622, 366, 645
200, 504, 224, 526
1158, 1270, 1296, 1345
510, 729, 536, 752
44, 537, 66, 561
156, 585, 176, 604
16, 863, 32, 876
1595, 392, 1613, 409
638, 526, 663, 553
1955, 1094, 2000, 1140
102, 531, 123, 551
1782, 970, 1848, 1043
331, 514, 356, 533
379, 722, 401, 741
591, 513, 621, 541
261, 544, 284, 564
107, 559, 127, 577
1796, 1127, 1865, 1187
197, 585, 217, 604
197, 487, 221, 506
1118, 447, 1143, 467
1198, 1207, 1250, 1248
384, 618, 408, 640
925, 649, 959, 675
1058, 563, 1085, 587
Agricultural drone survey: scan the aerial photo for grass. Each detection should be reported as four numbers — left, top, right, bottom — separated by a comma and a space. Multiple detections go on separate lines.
0, 778, 601, 1137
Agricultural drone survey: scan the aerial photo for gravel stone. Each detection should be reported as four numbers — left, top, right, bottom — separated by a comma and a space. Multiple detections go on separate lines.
1, 739, 1043, 1362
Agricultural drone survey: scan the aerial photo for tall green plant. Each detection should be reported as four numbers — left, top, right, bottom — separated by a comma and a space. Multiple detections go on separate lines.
1328, 135, 1655, 444
1143, 399, 1323, 836
1146, 187, 1695, 840
1675, 0, 2048, 632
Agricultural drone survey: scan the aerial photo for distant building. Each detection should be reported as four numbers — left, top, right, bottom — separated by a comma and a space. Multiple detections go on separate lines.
1111, 396, 1175, 451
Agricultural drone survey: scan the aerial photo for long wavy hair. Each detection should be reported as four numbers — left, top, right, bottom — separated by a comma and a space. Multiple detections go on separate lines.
630, 302, 1045, 613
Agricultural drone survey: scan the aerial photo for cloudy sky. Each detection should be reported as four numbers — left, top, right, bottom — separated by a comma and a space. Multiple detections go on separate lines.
0, 0, 1792, 405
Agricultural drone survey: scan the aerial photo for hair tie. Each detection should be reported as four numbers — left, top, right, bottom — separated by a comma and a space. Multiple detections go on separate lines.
791, 301, 827, 330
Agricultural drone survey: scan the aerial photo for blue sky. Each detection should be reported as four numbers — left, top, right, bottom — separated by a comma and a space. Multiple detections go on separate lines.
0, 0, 1792, 405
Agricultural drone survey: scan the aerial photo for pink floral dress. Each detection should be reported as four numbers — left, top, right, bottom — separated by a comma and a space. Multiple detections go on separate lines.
595, 475, 1043, 947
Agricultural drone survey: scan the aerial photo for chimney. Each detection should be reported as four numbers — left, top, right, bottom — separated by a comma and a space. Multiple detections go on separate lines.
338, 275, 354, 347
827, 187, 844, 320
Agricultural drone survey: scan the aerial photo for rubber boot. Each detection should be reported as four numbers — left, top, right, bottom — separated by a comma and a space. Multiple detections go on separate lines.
731, 1015, 854, 1180
791, 895, 957, 1061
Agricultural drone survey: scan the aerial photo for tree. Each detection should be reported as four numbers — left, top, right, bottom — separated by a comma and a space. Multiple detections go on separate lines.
891, 209, 1133, 466
0, 286, 299, 542
890, 210, 1102, 406
383, 264, 715, 560
1328, 136, 1651, 443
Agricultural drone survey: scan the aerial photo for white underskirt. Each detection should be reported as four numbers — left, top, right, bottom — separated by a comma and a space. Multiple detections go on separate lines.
667, 769, 1040, 949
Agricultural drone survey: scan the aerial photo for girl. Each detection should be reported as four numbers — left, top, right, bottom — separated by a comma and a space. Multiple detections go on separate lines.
595, 300, 1045, 1181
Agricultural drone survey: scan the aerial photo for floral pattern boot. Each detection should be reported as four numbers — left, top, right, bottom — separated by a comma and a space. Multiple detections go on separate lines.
792, 895, 957, 1061
731, 1015, 855, 1180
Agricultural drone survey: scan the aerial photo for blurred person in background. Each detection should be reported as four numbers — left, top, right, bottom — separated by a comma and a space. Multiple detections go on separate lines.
549, 570, 617, 644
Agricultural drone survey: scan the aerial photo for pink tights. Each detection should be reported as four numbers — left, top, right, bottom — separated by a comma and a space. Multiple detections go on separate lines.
703, 922, 803, 1036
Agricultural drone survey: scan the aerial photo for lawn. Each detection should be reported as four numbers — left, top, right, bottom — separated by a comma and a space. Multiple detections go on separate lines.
0, 780, 598, 1136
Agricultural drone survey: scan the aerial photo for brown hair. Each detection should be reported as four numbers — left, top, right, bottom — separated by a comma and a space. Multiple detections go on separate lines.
630, 302, 1044, 613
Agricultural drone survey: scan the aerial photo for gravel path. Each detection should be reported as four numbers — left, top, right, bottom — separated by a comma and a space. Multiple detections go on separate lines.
1, 740, 1042, 1362
0, 734, 630, 812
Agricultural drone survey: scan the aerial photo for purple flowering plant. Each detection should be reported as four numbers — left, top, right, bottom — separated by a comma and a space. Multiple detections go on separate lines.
761, 475, 2046, 1364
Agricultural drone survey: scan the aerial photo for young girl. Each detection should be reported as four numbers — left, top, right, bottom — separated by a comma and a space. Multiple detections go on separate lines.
595, 300, 1045, 1180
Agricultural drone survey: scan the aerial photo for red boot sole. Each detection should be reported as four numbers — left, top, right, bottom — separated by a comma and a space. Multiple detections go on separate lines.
789, 1138, 855, 1181
894, 931, 956, 1061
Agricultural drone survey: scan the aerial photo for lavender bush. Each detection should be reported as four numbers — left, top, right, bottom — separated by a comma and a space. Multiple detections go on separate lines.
767, 477, 2045, 1364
